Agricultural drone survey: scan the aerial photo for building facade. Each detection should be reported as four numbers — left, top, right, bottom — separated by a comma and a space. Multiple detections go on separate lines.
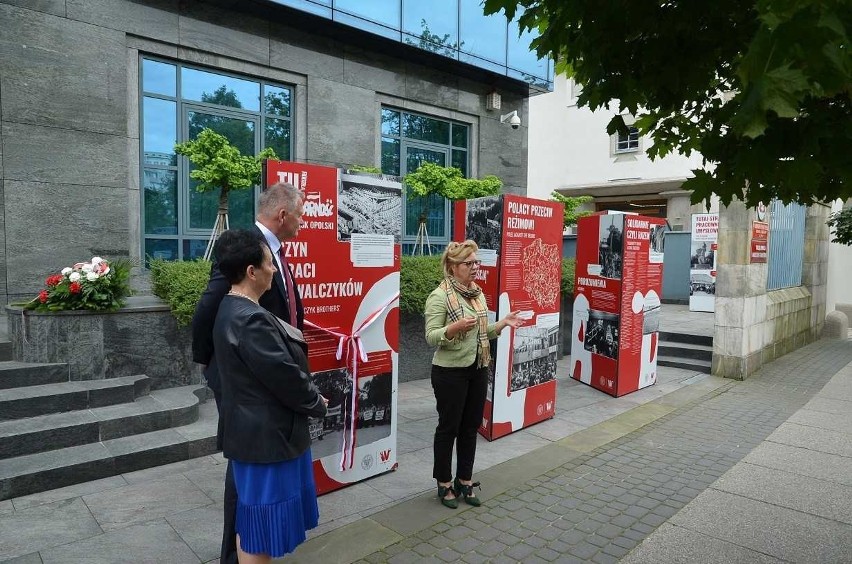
0, 0, 549, 303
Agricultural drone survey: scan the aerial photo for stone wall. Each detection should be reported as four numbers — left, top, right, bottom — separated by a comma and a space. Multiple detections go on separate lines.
713, 201, 829, 379
6, 296, 202, 389
0, 0, 530, 304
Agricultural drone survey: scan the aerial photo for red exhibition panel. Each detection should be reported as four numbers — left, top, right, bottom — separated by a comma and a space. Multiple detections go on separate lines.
455, 195, 564, 440
570, 212, 666, 397
264, 161, 400, 494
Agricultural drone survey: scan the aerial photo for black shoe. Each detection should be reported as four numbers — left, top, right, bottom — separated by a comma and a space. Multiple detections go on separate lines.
454, 478, 482, 507
437, 483, 458, 509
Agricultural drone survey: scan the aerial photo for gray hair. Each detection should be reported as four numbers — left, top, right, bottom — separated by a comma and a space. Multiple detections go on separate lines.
257, 182, 302, 218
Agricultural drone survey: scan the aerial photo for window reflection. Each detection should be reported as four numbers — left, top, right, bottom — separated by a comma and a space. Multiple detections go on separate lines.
269, 0, 332, 18
451, 123, 468, 149
264, 85, 291, 116
265, 118, 291, 160
144, 169, 178, 235
181, 68, 260, 111
145, 239, 179, 263
142, 59, 176, 96
335, 0, 400, 31
402, 114, 449, 145
402, 0, 459, 58
143, 97, 176, 166
508, 11, 549, 88
382, 109, 400, 136
459, 0, 507, 64
381, 137, 400, 176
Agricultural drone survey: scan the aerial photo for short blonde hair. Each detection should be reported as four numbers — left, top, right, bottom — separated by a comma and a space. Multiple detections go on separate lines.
441, 240, 479, 276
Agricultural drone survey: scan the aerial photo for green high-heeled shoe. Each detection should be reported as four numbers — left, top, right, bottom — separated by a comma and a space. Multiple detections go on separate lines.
454, 478, 482, 507
437, 483, 458, 509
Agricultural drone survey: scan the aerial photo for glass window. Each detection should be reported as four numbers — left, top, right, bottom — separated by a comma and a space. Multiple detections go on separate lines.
451, 123, 468, 148
403, 113, 450, 145
452, 149, 467, 176
140, 57, 292, 261
381, 109, 400, 136
142, 59, 176, 97
616, 127, 640, 153
460, 0, 507, 64
269, 0, 332, 18
507, 11, 549, 87
381, 137, 400, 176
142, 97, 177, 166
335, 0, 401, 31
181, 67, 260, 111
402, 0, 459, 57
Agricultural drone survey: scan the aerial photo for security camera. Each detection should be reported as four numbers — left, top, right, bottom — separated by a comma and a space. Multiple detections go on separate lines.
500, 110, 521, 129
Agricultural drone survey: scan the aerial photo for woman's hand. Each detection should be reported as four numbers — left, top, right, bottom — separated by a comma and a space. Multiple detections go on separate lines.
320, 394, 329, 407
498, 310, 524, 332
447, 316, 477, 338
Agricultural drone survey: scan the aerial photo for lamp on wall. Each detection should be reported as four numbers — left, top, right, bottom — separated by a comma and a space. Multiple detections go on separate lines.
486, 90, 501, 111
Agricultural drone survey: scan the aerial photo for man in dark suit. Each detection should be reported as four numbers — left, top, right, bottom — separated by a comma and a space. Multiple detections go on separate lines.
191, 181, 305, 564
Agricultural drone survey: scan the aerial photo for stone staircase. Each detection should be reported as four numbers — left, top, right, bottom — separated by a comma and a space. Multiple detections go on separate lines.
657, 331, 713, 374
0, 343, 218, 501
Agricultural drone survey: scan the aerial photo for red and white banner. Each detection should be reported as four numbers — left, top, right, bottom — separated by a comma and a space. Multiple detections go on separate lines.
689, 213, 718, 312
455, 195, 564, 440
570, 212, 666, 397
264, 161, 400, 494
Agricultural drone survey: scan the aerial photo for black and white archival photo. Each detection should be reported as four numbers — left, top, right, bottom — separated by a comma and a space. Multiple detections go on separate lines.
598, 214, 624, 279
466, 196, 503, 254
584, 310, 620, 360
642, 304, 661, 334
510, 325, 559, 392
689, 272, 716, 297
309, 368, 350, 459
354, 372, 393, 446
690, 240, 715, 270
649, 225, 666, 263
337, 173, 402, 242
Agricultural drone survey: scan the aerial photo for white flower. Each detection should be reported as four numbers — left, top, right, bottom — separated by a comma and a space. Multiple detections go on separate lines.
69, 272, 81, 282
91, 256, 104, 266
86, 271, 99, 282
81, 263, 94, 273
61, 267, 72, 276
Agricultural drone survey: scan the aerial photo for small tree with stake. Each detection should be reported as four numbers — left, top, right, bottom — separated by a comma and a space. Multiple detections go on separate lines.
174, 128, 277, 260
403, 162, 502, 255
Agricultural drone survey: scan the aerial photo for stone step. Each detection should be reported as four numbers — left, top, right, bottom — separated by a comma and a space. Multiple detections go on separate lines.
0, 375, 151, 421
658, 331, 713, 347
0, 386, 200, 459
0, 361, 69, 390
657, 355, 712, 374
0, 341, 11, 362
0, 396, 217, 500
658, 342, 713, 362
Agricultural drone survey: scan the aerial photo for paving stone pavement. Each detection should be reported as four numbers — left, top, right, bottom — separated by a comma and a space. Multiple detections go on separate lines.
334, 338, 852, 564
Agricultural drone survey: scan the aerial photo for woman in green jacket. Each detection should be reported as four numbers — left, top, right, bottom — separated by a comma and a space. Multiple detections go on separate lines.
424, 240, 523, 508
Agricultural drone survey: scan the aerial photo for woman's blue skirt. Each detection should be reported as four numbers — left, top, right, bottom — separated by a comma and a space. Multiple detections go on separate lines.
233, 449, 319, 557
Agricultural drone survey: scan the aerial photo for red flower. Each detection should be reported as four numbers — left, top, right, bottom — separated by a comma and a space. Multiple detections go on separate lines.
69, 282, 82, 294
38, 290, 49, 303
46, 275, 62, 287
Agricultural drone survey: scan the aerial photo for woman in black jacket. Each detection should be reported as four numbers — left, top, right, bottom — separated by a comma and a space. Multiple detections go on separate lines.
211, 229, 327, 563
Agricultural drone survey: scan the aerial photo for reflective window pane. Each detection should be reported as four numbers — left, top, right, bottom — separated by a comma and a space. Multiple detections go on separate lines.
381, 137, 400, 176
269, 0, 332, 18
402, 0, 459, 57
403, 114, 449, 145
142, 59, 176, 97
145, 238, 178, 263
183, 239, 211, 260
507, 12, 548, 86
335, 0, 400, 31
452, 149, 467, 177
143, 97, 176, 166
187, 112, 256, 155
460, 0, 507, 64
405, 194, 446, 237
451, 123, 468, 148
143, 169, 177, 235
181, 67, 260, 111
264, 85, 291, 116
265, 118, 290, 160
381, 109, 400, 136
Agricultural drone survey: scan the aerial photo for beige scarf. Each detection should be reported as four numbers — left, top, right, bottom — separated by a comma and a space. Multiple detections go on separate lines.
440, 277, 491, 368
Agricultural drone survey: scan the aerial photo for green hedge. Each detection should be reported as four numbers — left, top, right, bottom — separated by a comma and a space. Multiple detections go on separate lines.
148, 255, 576, 324
149, 258, 211, 326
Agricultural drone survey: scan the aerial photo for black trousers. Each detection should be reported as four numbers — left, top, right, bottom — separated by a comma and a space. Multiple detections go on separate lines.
431, 362, 488, 483
213, 388, 239, 564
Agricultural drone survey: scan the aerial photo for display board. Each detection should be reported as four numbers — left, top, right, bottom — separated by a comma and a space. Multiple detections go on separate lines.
264, 161, 400, 494
454, 195, 563, 440
689, 213, 719, 312
570, 212, 666, 397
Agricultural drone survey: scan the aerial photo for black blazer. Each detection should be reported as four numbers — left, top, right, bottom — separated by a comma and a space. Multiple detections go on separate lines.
191, 225, 305, 395
213, 295, 326, 463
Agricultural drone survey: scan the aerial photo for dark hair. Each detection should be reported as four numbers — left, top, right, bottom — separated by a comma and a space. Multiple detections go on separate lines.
213, 229, 267, 284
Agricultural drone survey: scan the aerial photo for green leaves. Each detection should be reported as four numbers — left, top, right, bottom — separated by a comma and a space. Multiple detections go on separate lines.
827, 207, 852, 246
485, 0, 851, 206
550, 191, 592, 229
403, 162, 502, 201
149, 258, 212, 326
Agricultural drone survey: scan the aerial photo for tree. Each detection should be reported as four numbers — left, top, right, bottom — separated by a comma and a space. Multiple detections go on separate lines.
550, 191, 593, 229
484, 1, 851, 207
174, 128, 276, 260
827, 206, 852, 245
403, 18, 464, 58
404, 162, 503, 254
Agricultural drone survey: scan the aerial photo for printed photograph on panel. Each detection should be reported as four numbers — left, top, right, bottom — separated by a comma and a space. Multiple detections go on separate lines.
583, 310, 620, 360
466, 196, 503, 254
337, 173, 402, 242
598, 214, 624, 279
689, 271, 716, 297
649, 225, 666, 263
354, 372, 393, 446
690, 240, 715, 270
510, 325, 559, 392
642, 292, 662, 334
309, 368, 350, 459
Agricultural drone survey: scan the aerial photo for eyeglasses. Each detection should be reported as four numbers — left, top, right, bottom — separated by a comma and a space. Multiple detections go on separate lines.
459, 260, 482, 267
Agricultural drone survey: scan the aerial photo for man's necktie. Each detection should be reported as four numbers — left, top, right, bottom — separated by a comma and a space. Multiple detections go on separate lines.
278, 246, 298, 326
